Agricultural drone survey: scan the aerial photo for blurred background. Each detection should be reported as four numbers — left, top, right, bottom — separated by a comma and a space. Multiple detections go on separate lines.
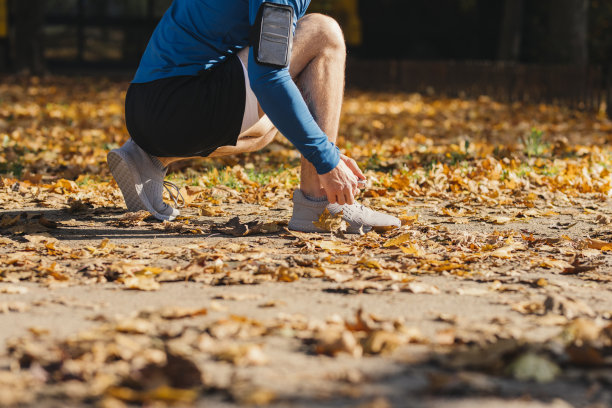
0, 0, 610, 114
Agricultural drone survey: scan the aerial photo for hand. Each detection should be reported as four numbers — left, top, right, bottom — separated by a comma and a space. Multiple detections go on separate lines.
318, 155, 366, 205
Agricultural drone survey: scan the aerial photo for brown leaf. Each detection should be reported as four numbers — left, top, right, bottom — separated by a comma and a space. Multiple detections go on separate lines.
0, 214, 20, 228
585, 238, 612, 251
111, 211, 152, 227
361, 330, 403, 355
314, 329, 362, 357
214, 344, 267, 366
313, 209, 347, 234
159, 307, 208, 320
561, 259, 600, 275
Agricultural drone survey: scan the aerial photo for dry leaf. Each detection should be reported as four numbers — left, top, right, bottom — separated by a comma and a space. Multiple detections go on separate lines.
159, 307, 208, 320
361, 330, 403, 355
313, 209, 347, 234
215, 344, 267, 366
383, 233, 411, 248
402, 282, 440, 295
124, 276, 161, 291
314, 329, 363, 358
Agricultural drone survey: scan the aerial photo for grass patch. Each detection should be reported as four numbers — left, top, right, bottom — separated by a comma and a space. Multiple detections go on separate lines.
522, 128, 550, 158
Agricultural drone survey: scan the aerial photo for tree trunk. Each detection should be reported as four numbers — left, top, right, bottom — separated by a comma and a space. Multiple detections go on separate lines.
498, 0, 524, 61
546, 0, 589, 65
10, 0, 45, 74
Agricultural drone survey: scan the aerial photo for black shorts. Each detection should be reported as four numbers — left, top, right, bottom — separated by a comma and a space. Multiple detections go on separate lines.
125, 55, 246, 158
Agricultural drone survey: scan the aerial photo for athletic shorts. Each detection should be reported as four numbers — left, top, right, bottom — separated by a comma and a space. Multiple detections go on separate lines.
125, 53, 259, 158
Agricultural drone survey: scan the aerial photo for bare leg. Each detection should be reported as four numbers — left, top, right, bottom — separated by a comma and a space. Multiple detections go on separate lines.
157, 13, 347, 193
289, 14, 346, 197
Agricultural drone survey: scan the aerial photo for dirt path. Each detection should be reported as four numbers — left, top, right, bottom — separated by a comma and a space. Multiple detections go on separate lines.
1, 198, 611, 407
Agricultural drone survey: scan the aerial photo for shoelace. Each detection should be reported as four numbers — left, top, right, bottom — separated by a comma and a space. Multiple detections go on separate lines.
163, 181, 185, 208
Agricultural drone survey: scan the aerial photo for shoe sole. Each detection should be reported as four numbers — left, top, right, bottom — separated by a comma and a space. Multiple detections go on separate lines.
287, 219, 326, 233
107, 149, 170, 221
287, 218, 371, 234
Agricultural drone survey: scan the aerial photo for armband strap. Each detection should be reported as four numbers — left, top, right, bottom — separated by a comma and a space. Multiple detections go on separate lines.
250, 3, 294, 69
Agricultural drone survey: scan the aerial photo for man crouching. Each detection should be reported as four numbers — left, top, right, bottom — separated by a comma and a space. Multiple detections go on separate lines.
107, 0, 400, 234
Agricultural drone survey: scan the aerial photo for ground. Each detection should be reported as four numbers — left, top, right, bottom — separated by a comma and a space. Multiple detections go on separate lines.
0, 76, 611, 408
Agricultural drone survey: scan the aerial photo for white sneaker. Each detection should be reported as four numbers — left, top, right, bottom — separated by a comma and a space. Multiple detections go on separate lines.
107, 139, 180, 221
288, 189, 401, 234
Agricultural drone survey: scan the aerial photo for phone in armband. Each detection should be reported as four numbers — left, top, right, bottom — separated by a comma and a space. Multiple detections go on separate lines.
250, 3, 294, 69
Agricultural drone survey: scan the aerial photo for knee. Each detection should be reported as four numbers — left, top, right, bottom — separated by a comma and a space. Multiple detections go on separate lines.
301, 13, 346, 53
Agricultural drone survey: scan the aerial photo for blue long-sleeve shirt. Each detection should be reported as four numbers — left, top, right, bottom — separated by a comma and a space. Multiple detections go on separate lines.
133, 0, 340, 174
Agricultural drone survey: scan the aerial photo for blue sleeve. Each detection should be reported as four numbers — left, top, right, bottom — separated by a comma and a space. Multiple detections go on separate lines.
248, 0, 340, 175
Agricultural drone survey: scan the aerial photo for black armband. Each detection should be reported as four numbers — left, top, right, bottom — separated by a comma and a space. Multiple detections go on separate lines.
250, 3, 294, 69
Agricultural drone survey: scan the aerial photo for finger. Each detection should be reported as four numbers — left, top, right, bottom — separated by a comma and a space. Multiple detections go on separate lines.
336, 192, 346, 205
327, 195, 337, 204
345, 189, 355, 205
353, 186, 360, 196
344, 158, 366, 180
323, 187, 336, 204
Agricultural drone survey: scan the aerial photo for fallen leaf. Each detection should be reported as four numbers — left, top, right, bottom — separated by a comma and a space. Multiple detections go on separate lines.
159, 307, 208, 320
313, 209, 347, 234
314, 329, 363, 357
540, 258, 574, 270
361, 330, 403, 355
111, 211, 152, 227
383, 233, 411, 248
585, 238, 612, 251
456, 287, 489, 296
315, 240, 352, 253
124, 276, 161, 291
402, 282, 440, 295
215, 344, 267, 366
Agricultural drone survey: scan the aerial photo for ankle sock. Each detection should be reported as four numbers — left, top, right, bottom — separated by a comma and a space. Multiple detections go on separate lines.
302, 191, 328, 202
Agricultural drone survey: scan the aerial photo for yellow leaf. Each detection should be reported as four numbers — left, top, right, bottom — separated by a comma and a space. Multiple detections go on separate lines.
399, 214, 419, 226
384, 233, 411, 248
586, 238, 612, 251
400, 245, 421, 257
357, 257, 382, 269
541, 258, 573, 269
124, 276, 160, 291
313, 209, 347, 233
51, 178, 78, 193
490, 245, 517, 259
486, 215, 513, 225
315, 240, 352, 253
